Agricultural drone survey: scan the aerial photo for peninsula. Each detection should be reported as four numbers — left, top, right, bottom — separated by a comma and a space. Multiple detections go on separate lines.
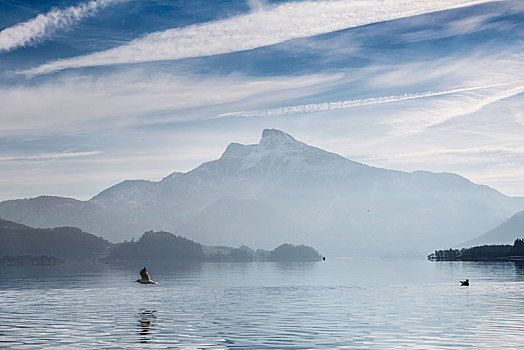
428, 238, 524, 261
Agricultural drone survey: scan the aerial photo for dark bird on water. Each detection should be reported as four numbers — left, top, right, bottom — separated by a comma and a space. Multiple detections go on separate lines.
136, 267, 157, 284
460, 279, 469, 286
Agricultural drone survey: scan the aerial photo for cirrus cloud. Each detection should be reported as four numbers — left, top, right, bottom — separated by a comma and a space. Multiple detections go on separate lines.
22, 0, 493, 76
0, 0, 126, 52
216, 84, 510, 118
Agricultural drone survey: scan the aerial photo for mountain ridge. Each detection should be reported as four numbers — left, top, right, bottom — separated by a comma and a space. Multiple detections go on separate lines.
458, 210, 524, 248
1, 129, 523, 255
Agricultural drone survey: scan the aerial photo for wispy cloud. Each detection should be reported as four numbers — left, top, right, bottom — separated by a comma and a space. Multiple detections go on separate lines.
247, 0, 268, 12
387, 146, 524, 162
217, 84, 509, 118
0, 151, 102, 161
22, 0, 492, 75
0, 0, 125, 52
0, 71, 341, 136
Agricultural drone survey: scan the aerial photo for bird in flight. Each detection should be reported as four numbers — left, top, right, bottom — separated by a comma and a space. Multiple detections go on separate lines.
136, 267, 157, 284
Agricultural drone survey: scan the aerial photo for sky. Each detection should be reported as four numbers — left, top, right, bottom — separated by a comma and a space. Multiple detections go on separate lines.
0, 0, 523, 201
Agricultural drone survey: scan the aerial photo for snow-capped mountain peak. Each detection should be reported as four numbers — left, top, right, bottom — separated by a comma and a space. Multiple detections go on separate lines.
216, 129, 366, 179
221, 129, 302, 160
259, 129, 299, 149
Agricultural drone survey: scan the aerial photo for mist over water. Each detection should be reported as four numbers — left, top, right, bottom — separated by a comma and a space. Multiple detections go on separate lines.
1, 259, 523, 349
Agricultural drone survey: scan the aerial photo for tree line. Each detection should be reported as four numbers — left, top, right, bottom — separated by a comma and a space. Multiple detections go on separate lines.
1, 218, 322, 264
428, 238, 524, 261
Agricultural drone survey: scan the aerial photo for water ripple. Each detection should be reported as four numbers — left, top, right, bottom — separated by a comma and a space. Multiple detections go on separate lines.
0, 260, 523, 348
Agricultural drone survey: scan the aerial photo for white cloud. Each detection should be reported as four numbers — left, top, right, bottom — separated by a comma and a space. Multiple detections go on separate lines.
0, 0, 125, 52
383, 146, 524, 163
0, 151, 102, 161
0, 71, 341, 136
22, 0, 492, 75
366, 53, 524, 90
217, 84, 509, 118
247, 0, 268, 12
380, 84, 524, 135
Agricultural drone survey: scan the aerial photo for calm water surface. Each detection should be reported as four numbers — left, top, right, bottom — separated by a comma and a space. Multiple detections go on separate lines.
0, 258, 523, 349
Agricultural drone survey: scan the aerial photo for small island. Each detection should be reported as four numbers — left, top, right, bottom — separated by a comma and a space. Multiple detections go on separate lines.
203, 243, 322, 262
428, 238, 524, 261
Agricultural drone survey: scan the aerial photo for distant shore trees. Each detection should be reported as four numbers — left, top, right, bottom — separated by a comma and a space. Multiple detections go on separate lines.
108, 232, 322, 263
428, 238, 524, 261
1, 218, 324, 264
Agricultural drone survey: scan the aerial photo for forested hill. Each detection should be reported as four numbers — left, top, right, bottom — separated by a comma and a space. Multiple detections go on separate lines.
108, 231, 204, 262
0, 218, 109, 261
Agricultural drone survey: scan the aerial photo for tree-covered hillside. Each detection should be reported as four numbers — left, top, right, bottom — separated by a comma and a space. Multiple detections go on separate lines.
108, 231, 204, 262
0, 218, 109, 262
268, 244, 322, 262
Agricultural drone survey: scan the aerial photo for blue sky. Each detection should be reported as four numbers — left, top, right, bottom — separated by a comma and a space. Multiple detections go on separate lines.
0, 0, 523, 201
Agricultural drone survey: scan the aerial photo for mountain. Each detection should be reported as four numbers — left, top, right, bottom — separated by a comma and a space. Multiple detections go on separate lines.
1, 129, 523, 256
458, 211, 524, 248
0, 218, 109, 261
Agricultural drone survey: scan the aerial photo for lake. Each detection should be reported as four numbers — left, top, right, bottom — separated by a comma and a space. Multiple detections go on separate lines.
0, 258, 523, 349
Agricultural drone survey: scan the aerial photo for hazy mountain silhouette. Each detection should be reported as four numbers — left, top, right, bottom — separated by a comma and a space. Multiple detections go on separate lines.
1, 129, 523, 255
458, 211, 524, 248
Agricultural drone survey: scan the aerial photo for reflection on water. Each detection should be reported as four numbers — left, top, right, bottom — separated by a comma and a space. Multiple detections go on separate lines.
514, 261, 524, 277
137, 310, 156, 343
0, 259, 523, 349
434, 260, 524, 283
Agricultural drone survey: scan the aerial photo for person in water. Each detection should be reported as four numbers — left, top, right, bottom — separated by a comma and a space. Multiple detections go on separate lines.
460, 279, 469, 286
